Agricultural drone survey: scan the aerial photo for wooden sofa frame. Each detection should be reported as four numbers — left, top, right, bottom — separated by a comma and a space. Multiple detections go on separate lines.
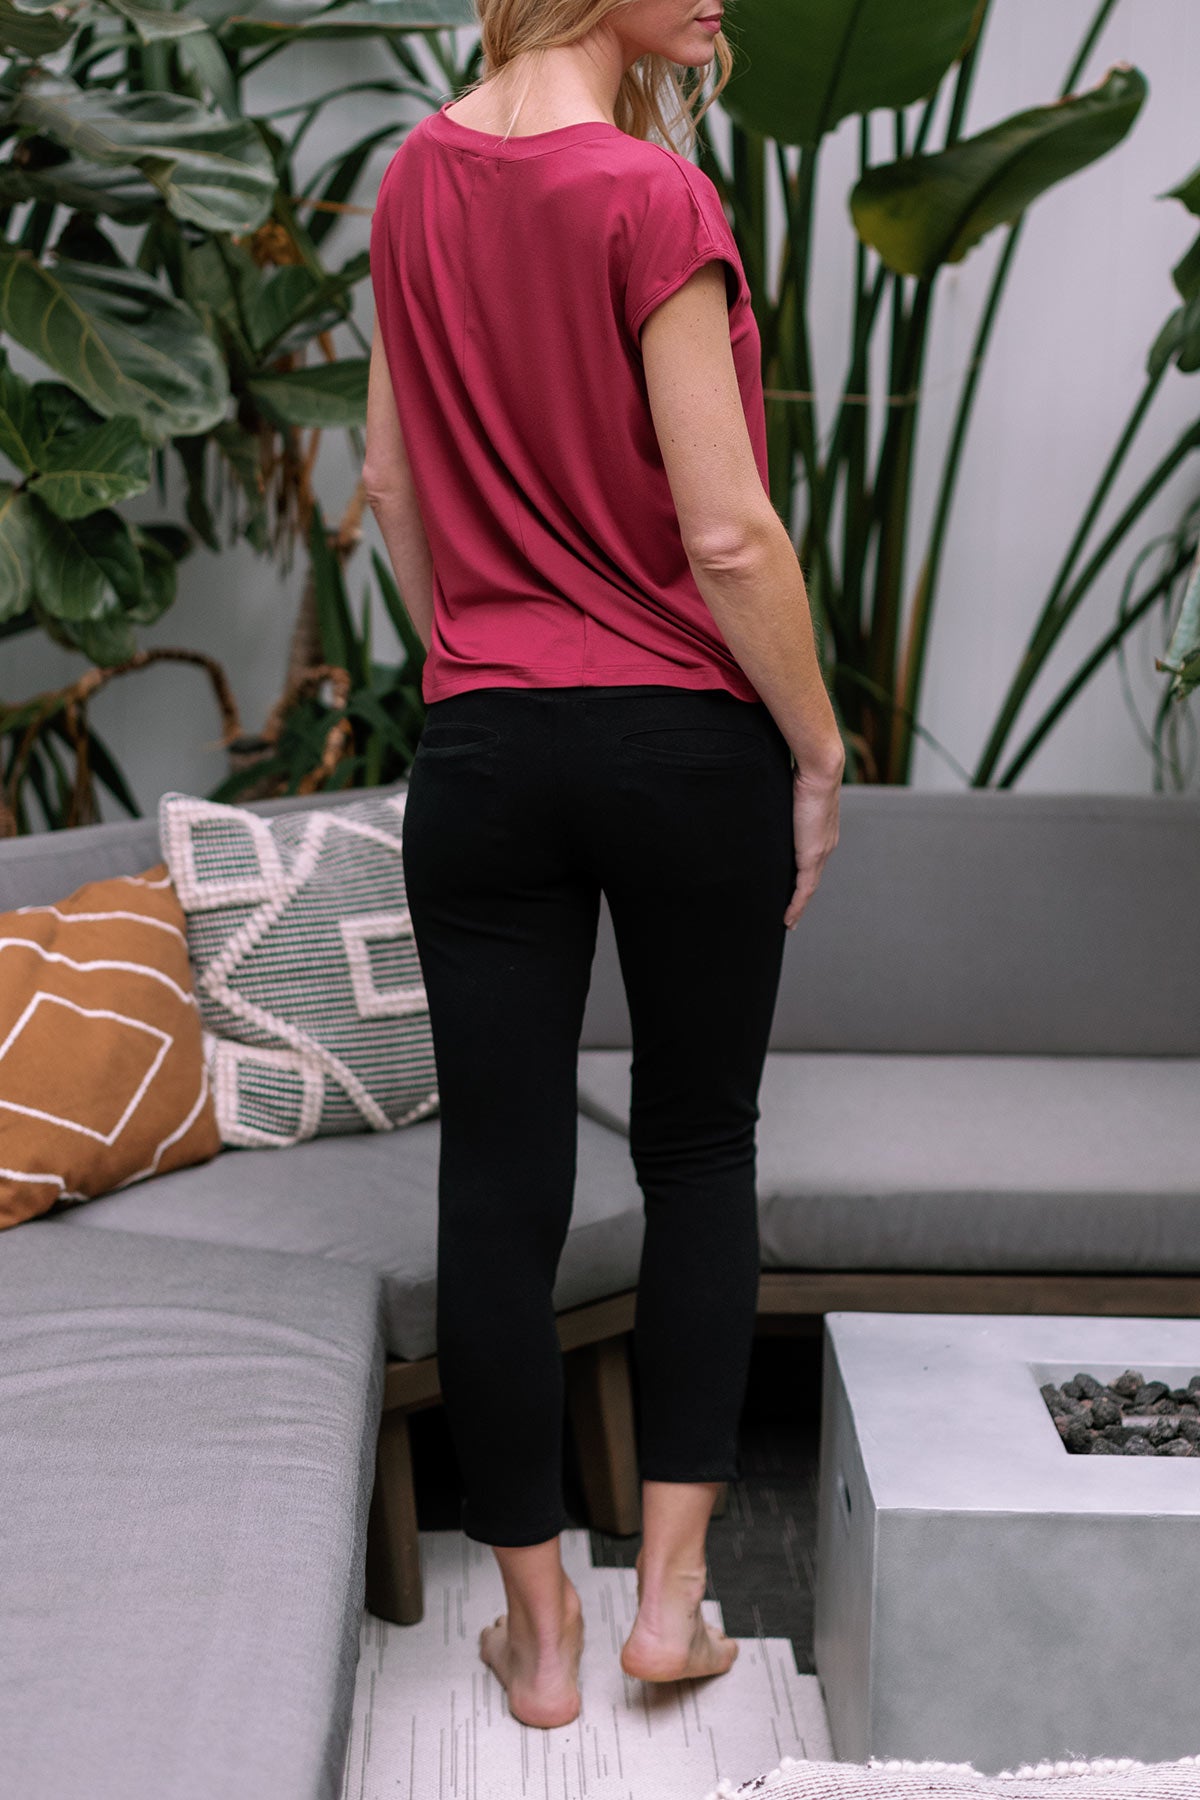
364, 1268, 1200, 1625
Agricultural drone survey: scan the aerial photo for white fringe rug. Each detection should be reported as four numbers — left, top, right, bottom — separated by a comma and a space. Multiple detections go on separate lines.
338, 1527, 831, 1800
705, 1752, 1200, 1799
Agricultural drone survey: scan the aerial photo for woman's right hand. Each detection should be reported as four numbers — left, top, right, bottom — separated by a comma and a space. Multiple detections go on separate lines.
784, 761, 843, 930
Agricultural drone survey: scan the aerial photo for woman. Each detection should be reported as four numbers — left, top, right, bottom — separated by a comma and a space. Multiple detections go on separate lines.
365, 0, 844, 1733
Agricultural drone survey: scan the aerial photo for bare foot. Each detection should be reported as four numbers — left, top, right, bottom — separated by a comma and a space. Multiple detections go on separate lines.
619, 1548, 739, 1682
479, 1576, 585, 1728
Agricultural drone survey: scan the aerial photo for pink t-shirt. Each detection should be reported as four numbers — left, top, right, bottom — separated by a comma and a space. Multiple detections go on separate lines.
369, 101, 769, 704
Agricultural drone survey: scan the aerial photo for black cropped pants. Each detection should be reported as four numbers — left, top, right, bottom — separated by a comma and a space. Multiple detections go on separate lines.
401, 683, 795, 1546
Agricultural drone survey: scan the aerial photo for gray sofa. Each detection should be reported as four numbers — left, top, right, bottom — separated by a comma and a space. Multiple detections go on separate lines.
1, 784, 1197, 1800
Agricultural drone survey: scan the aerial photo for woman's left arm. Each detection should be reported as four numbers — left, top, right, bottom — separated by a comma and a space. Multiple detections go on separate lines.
363, 316, 435, 653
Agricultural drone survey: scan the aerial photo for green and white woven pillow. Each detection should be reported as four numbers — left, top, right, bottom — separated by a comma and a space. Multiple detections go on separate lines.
157, 787, 437, 1148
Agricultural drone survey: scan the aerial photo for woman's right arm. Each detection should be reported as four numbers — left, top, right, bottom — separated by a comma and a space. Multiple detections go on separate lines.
640, 260, 846, 926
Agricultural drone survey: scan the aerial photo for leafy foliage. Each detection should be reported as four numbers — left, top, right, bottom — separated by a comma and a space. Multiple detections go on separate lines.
209, 506, 427, 802
0, 0, 476, 827
698, 0, 1198, 785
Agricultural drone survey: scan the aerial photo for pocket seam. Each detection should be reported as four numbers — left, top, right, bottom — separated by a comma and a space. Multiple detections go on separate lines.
416, 724, 501, 757
619, 728, 764, 767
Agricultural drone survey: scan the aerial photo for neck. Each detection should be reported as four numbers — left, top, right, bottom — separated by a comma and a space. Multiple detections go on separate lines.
483, 36, 632, 133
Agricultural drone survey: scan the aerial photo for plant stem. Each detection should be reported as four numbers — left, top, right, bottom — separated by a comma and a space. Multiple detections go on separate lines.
869, 278, 933, 775
884, 0, 993, 778
995, 539, 1193, 787
835, 115, 875, 679
927, 0, 1130, 783
972, 371, 1170, 782
778, 140, 832, 610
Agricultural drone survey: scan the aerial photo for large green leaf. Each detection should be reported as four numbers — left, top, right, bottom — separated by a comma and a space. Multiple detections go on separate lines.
1149, 296, 1200, 379
101, 0, 207, 39
1164, 163, 1200, 303
12, 79, 277, 233
29, 417, 152, 519
0, 0, 78, 55
219, 0, 474, 48
125, 525, 180, 623
720, 0, 979, 148
0, 159, 160, 222
246, 356, 368, 427
244, 251, 369, 357
179, 234, 258, 366
177, 25, 240, 117
0, 248, 228, 440
0, 354, 42, 475
32, 504, 145, 624
0, 356, 152, 517
851, 65, 1148, 279
38, 603, 137, 665
0, 483, 40, 620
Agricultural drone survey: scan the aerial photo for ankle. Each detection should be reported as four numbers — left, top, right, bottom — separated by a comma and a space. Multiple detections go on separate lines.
635, 1550, 708, 1600
506, 1577, 580, 1645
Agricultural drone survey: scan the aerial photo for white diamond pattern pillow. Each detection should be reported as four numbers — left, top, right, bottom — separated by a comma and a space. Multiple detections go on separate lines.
158, 788, 437, 1147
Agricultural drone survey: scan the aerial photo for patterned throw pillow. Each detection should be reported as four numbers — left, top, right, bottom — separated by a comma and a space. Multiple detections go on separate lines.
706, 1753, 1200, 1799
157, 787, 438, 1147
0, 863, 221, 1230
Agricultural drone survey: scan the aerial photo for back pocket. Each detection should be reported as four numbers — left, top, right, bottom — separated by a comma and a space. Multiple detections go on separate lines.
416, 723, 501, 756
620, 726, 763, 768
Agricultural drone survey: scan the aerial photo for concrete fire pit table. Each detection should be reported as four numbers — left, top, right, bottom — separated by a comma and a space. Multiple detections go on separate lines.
814, 1313, 1200, 1775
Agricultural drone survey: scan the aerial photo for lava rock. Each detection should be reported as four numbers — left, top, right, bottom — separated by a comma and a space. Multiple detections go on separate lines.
1041, 1370, 1200, 1453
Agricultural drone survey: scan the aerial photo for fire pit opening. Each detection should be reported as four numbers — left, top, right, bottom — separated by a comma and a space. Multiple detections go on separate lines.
1034, 1364, 1200, 1455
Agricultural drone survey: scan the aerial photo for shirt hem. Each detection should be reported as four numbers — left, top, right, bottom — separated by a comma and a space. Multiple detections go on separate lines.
422, 663, 760, 704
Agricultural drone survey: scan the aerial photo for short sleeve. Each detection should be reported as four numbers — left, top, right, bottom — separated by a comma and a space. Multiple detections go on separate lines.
623, 159, 743, 343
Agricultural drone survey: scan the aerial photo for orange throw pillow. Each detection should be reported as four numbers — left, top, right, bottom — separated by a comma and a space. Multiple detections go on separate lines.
0, 862, 221, 1230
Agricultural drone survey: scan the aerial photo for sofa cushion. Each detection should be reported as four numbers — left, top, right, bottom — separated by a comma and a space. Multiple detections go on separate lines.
0, 1223, 383, 1800
158, 787, 438, 1145
40, 1112, 646, 1360
579, 792, 1200, 1056
577, 1050, 1200, 1273
0, 786, 370, 914
0, 863, 220, 1230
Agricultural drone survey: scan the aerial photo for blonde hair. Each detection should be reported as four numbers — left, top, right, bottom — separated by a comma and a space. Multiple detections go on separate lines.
459, 0, 734, 157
